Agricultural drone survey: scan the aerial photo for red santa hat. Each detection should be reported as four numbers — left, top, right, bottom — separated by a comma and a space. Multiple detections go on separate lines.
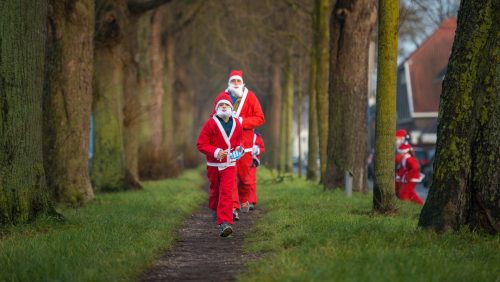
397, 143, 412, 154
228, 70, 244, 83
396, 129, 408, 138
213, 94, 233, 112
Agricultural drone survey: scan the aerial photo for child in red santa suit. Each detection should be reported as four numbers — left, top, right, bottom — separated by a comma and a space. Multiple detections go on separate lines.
197, 97, 243, 237
395, 143, 424, 205
248, 133, 265, 210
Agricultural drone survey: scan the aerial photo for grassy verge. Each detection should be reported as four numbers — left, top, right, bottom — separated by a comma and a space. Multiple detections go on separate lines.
0, 169, 206, 282
241, 168, 500, 282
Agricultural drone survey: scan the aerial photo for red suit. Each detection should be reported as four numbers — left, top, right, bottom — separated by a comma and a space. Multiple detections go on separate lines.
249, 133, 265, 205
213, 89, 265, 209
395, 152, 424, 205
197, 112, 243, 225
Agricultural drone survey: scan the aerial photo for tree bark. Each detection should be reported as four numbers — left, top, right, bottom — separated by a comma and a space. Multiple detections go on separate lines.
43, 0, 95, 205
161, 35, 178, 177
285, 53, 294, 172
123, 13, 142, 186
173, 66, 198, 168
149, 9, 164, 161
0, 0, 55, 225
325, 0, 376, 192
307, 50, 319, 181
373, 0, 398, 212
92, 0, 137, 191
418, 0, 499, 234
314, 0, 331, 184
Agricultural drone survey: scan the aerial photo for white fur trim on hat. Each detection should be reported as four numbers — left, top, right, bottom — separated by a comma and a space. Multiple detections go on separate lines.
215, 99, 233, 111
228, 75, 243, 83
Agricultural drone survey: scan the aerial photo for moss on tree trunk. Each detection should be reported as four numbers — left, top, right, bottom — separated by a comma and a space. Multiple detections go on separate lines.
325, 0, 376, 192
373, 0, 398, 212
0, 0, 55, 225
92, 0, 135, 191
418, 0, 499, 234
43, 0, 95, 205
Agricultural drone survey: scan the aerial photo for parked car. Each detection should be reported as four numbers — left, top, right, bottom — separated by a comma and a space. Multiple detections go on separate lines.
413, 147, 435, 187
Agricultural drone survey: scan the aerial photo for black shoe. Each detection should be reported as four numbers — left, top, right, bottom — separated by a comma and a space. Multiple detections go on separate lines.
241, 201, 250, 213
249, 203, 255, 211
233, 209, 240, 221
219, 222, 233, 237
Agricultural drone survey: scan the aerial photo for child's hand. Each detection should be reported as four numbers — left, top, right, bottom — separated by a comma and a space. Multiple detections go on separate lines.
217, 150, 228, 160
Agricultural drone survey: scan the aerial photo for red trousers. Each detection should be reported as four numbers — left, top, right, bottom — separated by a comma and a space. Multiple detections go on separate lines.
398, 182, 423, 205
249, 167, 257, 204
232, 153, 252, 209
207, 166, 235, 225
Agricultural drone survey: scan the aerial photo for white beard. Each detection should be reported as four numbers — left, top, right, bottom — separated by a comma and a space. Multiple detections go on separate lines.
396, 139, 403, 149
216, 108, 232, 120
228, 83, 245, 98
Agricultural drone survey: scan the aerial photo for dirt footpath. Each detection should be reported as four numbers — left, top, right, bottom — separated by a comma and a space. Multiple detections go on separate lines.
140, 192, 261, 282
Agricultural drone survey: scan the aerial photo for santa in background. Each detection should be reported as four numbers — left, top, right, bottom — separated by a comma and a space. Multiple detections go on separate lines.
212, 70, 265, 219
395, 143, 424, 205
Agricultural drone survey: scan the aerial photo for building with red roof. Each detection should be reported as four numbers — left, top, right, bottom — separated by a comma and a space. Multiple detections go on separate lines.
396, 18, 457, 146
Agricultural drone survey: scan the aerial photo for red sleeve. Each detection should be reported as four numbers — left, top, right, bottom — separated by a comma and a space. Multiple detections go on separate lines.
406, 157, 420, 179
196, 120, 218, 157
241, 93, 265, 130
255, 135, 265, 154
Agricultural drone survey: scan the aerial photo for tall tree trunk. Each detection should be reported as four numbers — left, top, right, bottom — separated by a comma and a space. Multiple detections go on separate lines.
297, 63, 303, 178
307, 50, 319, 181
325, 0, 376, 192
149, 8, 164, 166
0, 0, 55, 225
123, 14, 142, 186
92, 0, 136, 191
284, 53, 294, 172
314, 0, 331, 184
43, 0, 95, 205
266, 57, 283, 169
173, 66, 198, 168
136, 10, 155, 179
161, 35, 179, 176
373, 0, 398, 212
418, 0, 499, 234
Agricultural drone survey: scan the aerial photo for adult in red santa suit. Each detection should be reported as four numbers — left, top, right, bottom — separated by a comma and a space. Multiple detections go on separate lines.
248, 133, 265, 210
213, 70, 265, 215
395, 143, 424, 205
197, 96, 243, 237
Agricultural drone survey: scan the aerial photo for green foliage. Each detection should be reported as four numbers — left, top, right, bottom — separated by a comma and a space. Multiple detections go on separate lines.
240, 168, 500, 282
0, 169, 205, 282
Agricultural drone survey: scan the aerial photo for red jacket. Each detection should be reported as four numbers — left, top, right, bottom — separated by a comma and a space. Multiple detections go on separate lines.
213, 89, 265, 149
254, 134, 265, 156
396, 153, 421, 183
197, 116, 243, 167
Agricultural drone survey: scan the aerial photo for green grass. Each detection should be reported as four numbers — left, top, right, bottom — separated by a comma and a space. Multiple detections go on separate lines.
0, 169, 206, 282
241, 168, 500, 282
